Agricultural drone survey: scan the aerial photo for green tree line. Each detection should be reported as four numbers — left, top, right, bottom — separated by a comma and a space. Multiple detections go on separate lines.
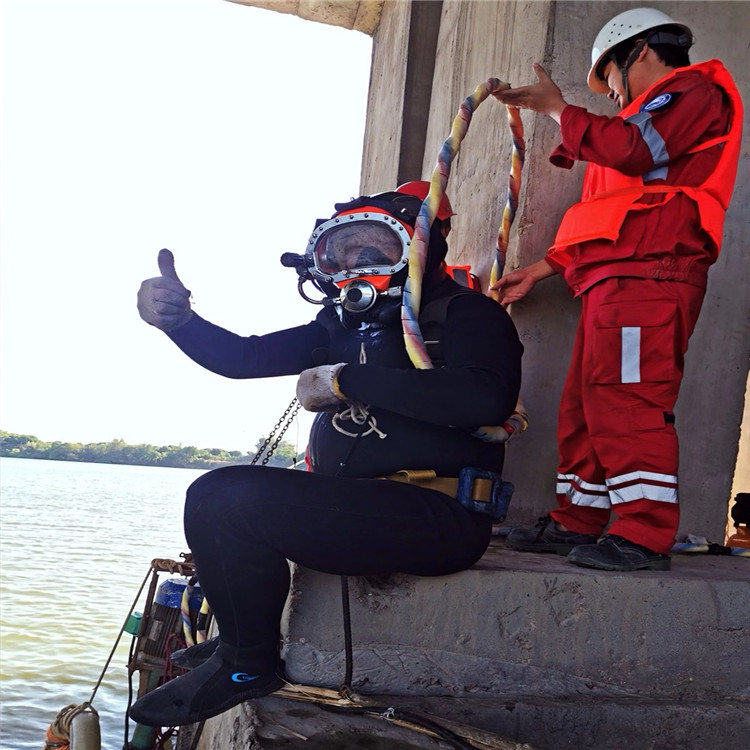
0, 431, 304, 470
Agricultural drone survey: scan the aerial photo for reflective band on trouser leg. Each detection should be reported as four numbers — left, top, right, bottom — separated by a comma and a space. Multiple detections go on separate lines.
621, 326, 641, 383
606, 471, 680, 553
607, 471, 678, 505
556, 473, 610, 509
552, 490, 610, 536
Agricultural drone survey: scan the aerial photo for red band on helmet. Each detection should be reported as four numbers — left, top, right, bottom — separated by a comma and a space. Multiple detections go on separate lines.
395, 181, 454, 221
335, 275, 392, 292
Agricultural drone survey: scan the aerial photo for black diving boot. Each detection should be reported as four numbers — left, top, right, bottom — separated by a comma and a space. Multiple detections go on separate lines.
506, 515, 599, 555
170, 636, 219, 670
567, 534, 671, 571
128, 647, 284, 727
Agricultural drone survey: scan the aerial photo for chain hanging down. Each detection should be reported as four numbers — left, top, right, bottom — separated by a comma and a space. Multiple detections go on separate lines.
251, 397, 302, 466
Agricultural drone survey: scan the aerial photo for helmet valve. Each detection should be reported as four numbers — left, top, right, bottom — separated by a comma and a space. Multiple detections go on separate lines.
340, 279, 378, 313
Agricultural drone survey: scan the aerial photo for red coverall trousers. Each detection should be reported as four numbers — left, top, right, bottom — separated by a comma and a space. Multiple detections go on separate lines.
550, 277, 705, 553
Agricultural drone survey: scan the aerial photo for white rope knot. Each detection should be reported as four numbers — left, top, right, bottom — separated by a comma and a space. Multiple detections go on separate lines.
332, 401, 387, 439
331, 342, 387, 440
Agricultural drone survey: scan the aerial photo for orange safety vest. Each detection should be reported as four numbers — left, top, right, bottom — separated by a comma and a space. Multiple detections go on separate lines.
547, 60, 743, 268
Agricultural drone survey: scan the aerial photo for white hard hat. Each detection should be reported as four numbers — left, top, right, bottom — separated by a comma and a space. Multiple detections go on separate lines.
588, 7, 692, 92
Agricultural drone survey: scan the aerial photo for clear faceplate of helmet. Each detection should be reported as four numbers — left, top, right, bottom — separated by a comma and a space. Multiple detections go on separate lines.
311, 218, 409, 279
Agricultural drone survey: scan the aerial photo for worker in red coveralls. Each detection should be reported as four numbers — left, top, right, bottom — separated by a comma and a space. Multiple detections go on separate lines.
492, 7, 743, 571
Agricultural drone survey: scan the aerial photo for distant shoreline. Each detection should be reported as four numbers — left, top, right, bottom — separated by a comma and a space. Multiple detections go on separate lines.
0, 431, 302, 471
0, 453, 220, 470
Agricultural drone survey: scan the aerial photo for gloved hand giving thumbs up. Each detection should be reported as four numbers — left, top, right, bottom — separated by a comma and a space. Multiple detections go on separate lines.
137, 249, 193, 331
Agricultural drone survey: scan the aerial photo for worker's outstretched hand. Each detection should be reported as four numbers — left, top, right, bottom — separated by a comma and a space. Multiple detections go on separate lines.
491, 268, 537, 307
490, 259, 556, 307
137, 249, 193, 331
493, 63, 568, 123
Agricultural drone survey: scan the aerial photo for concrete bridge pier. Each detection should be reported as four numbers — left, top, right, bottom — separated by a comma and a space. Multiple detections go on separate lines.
198, 544, 749, 748
196, 2, 750, 747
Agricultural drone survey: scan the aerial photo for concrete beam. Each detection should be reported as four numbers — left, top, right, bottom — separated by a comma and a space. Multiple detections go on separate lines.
275, 545, 750, 746
422, 0, 555, 278
197, 543, 749, 748
227, 0, 384, 35
281, 546, 750, 702
418, 0, 578, 530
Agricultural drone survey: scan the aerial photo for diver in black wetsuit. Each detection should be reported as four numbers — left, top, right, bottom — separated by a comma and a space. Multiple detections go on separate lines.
129, 185, 523, 727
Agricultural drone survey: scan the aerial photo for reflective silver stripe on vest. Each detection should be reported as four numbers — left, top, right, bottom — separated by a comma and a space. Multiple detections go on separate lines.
621, 327, 641, 383
625, 110, 669, 181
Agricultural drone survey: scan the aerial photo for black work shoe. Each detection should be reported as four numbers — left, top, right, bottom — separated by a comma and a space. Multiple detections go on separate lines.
128, 652, 284, 727
506, 515, 599, 555
170, 636, 219, 671
567, 534, 671, 571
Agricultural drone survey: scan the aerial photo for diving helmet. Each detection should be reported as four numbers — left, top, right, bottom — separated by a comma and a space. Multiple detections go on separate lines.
282, 187, 449, 326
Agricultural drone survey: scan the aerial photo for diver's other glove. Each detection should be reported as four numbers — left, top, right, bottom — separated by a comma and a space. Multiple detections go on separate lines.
296, 363, 347, 412
138, 248, 193, 332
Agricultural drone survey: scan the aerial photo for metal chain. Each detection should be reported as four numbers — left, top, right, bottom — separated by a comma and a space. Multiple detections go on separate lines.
251, 397, 302, 466
260, 401, 302, 466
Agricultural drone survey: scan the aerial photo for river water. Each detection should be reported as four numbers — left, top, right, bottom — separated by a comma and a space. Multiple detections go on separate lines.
0, 457, 205, 750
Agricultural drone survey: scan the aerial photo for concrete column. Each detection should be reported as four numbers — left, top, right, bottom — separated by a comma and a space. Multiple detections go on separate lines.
360, 1, 444, 193
396, 1, 443, 185
359, 0, 411, 192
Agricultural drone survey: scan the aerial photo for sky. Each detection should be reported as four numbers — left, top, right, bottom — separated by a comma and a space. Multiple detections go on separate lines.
1, 0, 372, 453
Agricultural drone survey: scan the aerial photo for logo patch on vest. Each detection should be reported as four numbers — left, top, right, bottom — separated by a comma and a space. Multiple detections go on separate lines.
641, 92, 677, 113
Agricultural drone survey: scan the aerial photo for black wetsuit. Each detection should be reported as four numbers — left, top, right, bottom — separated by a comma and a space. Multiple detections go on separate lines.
168, 277, 522, 671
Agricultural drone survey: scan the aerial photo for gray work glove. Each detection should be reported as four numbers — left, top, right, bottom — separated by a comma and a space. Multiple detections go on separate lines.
137, 249, 193, 332
296, 363, 347, 412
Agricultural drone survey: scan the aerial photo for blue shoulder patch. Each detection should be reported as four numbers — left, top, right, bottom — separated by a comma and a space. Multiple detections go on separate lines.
641, 92, 675, 113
